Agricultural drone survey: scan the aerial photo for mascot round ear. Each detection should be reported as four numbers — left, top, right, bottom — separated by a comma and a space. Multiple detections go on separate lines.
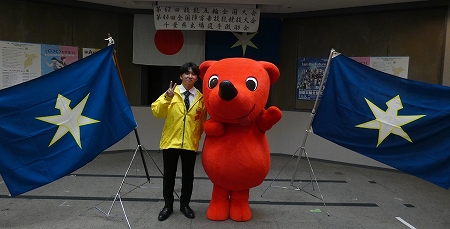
259, 61, 280, 85
199, 60, 217, 80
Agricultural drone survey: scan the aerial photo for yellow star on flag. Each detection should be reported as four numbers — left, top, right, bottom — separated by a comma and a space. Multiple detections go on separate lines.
355, 95, 425, 147
36, 94, 100, 148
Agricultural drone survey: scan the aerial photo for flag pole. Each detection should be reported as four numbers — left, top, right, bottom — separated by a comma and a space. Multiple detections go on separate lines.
112, 49, 150, 181
289, 49, 335, 184
113, 50, 127, 95
261, 49, 336, 216
290, 49, 335, 216
93, 47, 167, 229
111, 46, 177, 194
110, 46, 179, 198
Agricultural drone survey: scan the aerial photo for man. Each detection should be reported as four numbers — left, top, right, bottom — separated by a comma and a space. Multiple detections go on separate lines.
151, 62, 207, 221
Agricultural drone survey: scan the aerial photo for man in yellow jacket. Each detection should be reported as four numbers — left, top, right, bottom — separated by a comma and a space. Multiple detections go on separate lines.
151, 62, 207, 221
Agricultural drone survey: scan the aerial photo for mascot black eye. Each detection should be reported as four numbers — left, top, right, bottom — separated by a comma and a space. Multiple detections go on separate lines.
246, 77, 258, 91
208, 75, 219, 89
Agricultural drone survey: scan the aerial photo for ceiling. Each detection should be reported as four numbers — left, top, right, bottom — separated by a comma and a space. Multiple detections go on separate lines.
76, 0, 426, 14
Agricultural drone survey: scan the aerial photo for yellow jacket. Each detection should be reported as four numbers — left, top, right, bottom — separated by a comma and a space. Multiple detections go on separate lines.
151, 86, 206, 152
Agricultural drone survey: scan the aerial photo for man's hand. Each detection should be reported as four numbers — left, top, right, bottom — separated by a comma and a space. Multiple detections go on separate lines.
165, 81, 177, 98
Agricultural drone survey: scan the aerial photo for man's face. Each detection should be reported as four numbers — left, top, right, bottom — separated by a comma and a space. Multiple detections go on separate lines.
180, 67, 198, 90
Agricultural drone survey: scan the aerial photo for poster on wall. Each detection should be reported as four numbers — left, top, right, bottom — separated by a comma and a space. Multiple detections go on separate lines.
0, 41, 79, 90
82, 48, 101, 58
296, 56, 410, 101
41, 44, 78, 76
369, 57, 409, 79
296, 57, 328, 100
352, 56, 409, 79
0, 41, 41, 89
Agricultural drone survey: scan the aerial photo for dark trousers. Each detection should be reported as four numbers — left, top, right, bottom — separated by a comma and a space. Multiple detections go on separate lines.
162, 148, 197, 208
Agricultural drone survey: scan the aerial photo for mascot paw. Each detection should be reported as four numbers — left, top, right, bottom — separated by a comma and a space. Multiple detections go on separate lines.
258, 106, 282, 132
206, 199, 230, 221
204, 119, 225, 137
229, 201, 252, 222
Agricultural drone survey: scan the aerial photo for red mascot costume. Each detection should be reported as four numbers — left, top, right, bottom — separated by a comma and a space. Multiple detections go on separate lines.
199, 58, 282, 222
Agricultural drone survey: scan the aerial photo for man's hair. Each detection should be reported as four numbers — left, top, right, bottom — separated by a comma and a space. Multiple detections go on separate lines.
179, 62, 200, 76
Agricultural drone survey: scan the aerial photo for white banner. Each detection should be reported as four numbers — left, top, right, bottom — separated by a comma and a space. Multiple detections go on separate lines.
153, 6, 260, 32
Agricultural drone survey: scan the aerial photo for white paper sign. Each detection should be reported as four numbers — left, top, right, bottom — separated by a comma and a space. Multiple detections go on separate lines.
0, 41, 41, 89
369, 57, 409, 79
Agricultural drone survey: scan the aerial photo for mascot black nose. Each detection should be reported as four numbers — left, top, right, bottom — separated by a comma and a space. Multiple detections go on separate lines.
219, 80, 238, 101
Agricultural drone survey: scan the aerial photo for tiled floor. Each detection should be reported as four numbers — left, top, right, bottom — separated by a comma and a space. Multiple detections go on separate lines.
1, 150, 449, 229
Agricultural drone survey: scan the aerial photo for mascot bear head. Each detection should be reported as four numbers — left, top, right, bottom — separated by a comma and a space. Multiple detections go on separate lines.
199, 58, 280, 126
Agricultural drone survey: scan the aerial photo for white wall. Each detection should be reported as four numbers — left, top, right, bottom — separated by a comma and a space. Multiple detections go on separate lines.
106, 106, 166, 151
107, 107, 391, 169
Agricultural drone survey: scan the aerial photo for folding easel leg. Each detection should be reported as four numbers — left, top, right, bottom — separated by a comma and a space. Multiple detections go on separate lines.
260, 145, 302, 197
106, 147, 139, 216
118, 194, 132, 229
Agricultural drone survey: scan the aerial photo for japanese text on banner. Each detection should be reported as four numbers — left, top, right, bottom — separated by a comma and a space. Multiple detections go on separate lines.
154, 6, 260, 32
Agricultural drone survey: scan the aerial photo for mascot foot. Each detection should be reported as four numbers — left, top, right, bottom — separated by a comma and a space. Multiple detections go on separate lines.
229, 190, 252, 221
206, 199, 230, 221
207, 185, 231, 221
230, 200, 252, 222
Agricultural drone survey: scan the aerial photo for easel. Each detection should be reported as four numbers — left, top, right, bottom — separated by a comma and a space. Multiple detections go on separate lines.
261, 49, 337, 216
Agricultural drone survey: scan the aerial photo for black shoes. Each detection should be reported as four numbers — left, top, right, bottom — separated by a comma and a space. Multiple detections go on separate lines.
180, 205, 195, 219
158, 206, 173, 221
158, 205, 195, 220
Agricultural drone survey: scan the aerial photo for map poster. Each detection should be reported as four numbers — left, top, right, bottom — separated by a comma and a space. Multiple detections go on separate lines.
41, 44, 78, 76
296, 57, 328, 100
0, 41, 41, 89
368, 57, 409, 79
352, 56, 409, 78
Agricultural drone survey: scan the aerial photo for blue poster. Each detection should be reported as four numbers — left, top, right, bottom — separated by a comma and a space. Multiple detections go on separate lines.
296, 57, 328, 100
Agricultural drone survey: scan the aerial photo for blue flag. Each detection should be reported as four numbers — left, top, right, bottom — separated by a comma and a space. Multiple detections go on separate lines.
312, 53, 450, 189
206, 17, 281, 65
0, 45, 137, 196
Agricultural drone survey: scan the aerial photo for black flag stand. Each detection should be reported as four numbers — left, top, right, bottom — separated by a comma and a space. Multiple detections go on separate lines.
261, 49, 338, 217
92, 50, 164, 228
93, 128, 161, 229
